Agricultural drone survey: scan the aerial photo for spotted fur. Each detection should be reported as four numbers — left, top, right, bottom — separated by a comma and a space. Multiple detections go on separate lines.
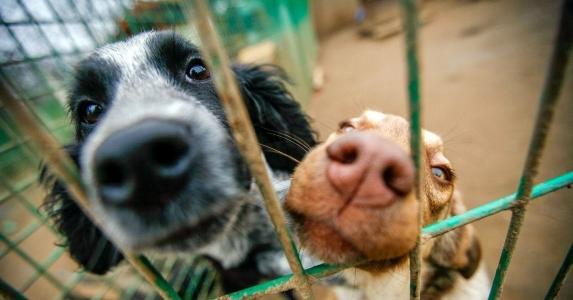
41, 31, 316, 294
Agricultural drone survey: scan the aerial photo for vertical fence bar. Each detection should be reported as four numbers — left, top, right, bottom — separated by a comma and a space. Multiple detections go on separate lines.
0, 82, 181, 300
184, 1, 314, 299
488, 1, 573, 299
399, 0, 424, 299
545, 243, 573, 300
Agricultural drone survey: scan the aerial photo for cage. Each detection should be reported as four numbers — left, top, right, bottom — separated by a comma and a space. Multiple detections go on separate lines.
0, 0, 572, 300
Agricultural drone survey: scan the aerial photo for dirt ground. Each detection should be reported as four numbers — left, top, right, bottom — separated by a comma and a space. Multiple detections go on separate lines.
2, 1, 571, 299
308, 0, 572, 299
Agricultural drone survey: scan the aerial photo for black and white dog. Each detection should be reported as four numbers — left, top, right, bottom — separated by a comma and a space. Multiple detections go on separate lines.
42, 31, 316, 293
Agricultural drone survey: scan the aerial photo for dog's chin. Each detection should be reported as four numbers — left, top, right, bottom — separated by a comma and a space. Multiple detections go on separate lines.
95, 186, 246, 252
151, 205, 236, 251
126, 203, 237, 252
296, 214, 414, 267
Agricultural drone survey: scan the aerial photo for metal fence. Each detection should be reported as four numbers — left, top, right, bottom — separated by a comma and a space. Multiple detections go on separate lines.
0, 0, 572, 300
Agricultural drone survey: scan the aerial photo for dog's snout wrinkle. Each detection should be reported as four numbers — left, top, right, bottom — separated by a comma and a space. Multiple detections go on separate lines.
326, 133, 414, 209
94, 119, 193, 207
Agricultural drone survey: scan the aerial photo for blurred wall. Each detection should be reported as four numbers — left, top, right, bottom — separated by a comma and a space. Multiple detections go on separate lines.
311, 0, 359, 39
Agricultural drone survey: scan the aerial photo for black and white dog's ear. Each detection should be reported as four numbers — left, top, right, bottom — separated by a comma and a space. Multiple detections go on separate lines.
234, 65, 317, 173
40, 144, 124, 275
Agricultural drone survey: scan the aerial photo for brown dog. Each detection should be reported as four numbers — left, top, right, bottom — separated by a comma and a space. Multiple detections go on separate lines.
286, 110, 489, 299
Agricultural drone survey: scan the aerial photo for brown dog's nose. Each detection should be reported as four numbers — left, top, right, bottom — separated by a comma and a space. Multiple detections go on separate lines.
326, 132, 414, 208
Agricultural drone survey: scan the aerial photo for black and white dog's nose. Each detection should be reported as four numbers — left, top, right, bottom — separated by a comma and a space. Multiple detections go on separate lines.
93, 120, 193, 207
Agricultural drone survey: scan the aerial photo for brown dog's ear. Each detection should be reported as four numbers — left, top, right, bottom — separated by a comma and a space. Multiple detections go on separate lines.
457, 234, 481, 279
429, 191, 482, 279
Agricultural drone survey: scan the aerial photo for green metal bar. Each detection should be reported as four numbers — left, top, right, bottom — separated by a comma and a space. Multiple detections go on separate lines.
0, 82, 180, 300
0, 174, 55, 227
0, 277, 28, 300
88, 265, 129, 300
545, 243, 573, 300
0, 178, 34, 205
196, 271, 217, 300
181, 261, 208, 300
62, 0, 110, 47
488, 0, 573, 298
20, 247, 67, 291
1, 19, 115, 26
0, 221, 43, 259
219, 171, 572, 298
0, 52, 85, 67
12, 0, 80, 91
185, 1, 313, 299
57, 272, 88, 300
220, 262, 350, 300
0, 234, 67, 291
423, 171, 573, 238
399, 0, 424, 299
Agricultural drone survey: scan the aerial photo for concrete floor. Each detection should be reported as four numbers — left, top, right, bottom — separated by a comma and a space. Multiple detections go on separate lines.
308, 0, 572, 299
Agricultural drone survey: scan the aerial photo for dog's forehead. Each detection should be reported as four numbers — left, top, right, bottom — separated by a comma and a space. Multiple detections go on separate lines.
92, 31, 199, 78
423, 130, 443, 151
94, 32, 154, 73
352, 110, 445, 155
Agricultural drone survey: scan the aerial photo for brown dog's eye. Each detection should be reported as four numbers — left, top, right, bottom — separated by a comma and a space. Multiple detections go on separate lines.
338, 121, 355, 133
186, 58, 210, 81
79, 101, 104, 124
432, 166, 454, 182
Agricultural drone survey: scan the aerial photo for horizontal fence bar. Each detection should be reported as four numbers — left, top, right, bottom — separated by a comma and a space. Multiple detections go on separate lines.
488, 0, 573, 298
0, 82, 180, 300
545, 243, 573, 300
185, 0, 313, 299
220, 262, 352, 299
423, 171, 573, 238
220, 171, 573, 298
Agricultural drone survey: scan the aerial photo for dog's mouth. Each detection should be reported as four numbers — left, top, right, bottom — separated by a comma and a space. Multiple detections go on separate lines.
154, 213, 225, 248
293, 211, 365, 263
128, 203, 238, 251
291, 211, 412, 269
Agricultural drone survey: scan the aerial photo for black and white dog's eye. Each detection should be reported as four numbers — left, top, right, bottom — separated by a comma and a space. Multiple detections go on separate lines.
79, 101, 104, 124
186, 58, 210, 81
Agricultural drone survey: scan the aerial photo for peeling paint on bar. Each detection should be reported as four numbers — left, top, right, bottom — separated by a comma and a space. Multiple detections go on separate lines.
423, 171, 573, 238
488, 1, 573, 298
184, 1, 314, 299
545, 243, 573, 300
399, 0, 424, 299
0, 83, 181, 300
218, 171, 572, 298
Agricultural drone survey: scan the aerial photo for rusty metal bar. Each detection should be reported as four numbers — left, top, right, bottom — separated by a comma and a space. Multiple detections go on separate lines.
183, 1, 314, 299
0, 81, 181, 300
488, 0, 573, 298
0, 277, 27, 300
545, 243, 573, 300
399, 0, 424, 299
423, 171, 573, 238
217, 171, 572, 298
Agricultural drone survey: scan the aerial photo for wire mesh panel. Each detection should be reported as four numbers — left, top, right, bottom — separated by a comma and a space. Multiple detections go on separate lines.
1, 0, 572, 300
0, 0, 316, 299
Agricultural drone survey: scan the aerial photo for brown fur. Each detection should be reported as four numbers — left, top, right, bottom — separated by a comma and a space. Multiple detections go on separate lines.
285, 110, 481, 298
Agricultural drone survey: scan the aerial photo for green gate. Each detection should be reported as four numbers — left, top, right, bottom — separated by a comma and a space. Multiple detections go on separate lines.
0, 0, 571, 299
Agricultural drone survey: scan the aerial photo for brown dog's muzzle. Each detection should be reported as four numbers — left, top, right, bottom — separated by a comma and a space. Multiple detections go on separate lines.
286, 132, 419, 264
326, 133, 414, 209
